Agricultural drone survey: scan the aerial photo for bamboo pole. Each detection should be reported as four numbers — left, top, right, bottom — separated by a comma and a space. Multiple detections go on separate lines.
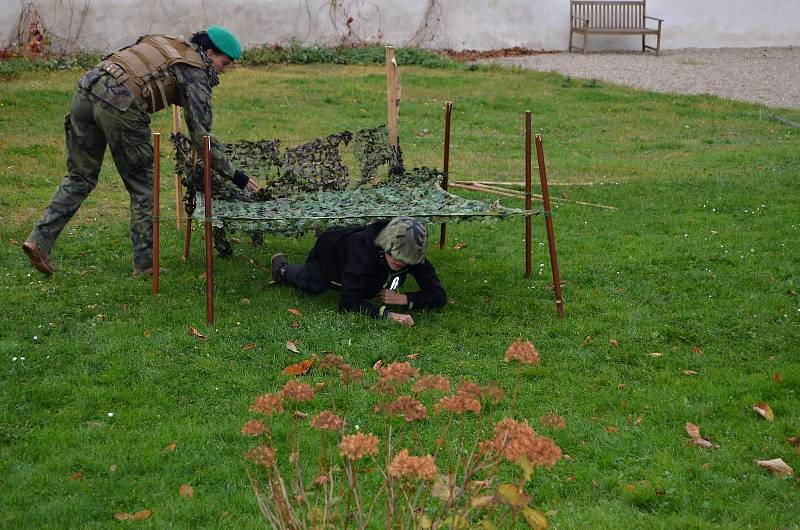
525, 112, 532, 278
172, 105, 184, 230
203, 136, 215, 325
449, 182, 520, 199
451, 181, 617, 209
385, 46, 400, 148
535, 133, 565, 319
439, 101, 453, 250
152, 132, 160, 295
182, 149, 196, 261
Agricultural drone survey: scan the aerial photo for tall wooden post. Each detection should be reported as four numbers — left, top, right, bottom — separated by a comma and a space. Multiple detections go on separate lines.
535, 133, 565, 319
182, 149, 196, 261
172, 105, 184, 230
203, 136, 215, 325
524, 112, 533, 277
385, 45, 400, 149
439, 101, 453, 249
152, 132, 160, 294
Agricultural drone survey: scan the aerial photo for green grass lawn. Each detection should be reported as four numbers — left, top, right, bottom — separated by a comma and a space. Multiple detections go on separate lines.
1, 63, 799, 528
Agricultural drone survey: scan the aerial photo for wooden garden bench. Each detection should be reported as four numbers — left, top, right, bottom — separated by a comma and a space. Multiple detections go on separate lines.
569, 0, 663, 54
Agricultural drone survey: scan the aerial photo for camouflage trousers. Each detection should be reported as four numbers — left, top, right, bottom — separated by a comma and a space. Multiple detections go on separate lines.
27, 87, 154, 270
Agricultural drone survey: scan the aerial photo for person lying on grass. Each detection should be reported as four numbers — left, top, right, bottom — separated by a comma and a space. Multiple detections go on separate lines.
271, 216, 446, 326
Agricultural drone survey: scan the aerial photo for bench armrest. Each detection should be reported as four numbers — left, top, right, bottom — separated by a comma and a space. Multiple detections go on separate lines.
571, 15, 590, 27
644, 16, 663, 22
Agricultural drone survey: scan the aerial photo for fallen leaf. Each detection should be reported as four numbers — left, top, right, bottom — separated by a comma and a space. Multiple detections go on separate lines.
241, 298, 251, 305
685, 422, 719, 449
162, 442, 177, 453
407, 352, 420, 360
131, 510, 152, 520
291, 320, 301, 329
752, 402, 774, 421
580, 335, 593, 347
623, 483, 637, 493
470, 495, 495, 509
774, 372, 783, 383
115, 513, 131, 521
609, 338, 620, 347
682, 370, 698, 376
453, 242, 467, 250
432, 474, 455, 501
143, 329, 152, 338
286, 340, 300, 353
787, 436, 800, 447
283, 359, 313, 376
617, 384, 626, 390
497, 483, 531, 508
9, 239, 19, 246
373, 359, 383, 370
755, 458, 794, 476
68, 471, 84, 481
294, 411, 309, 419
109, 464, 118, 472
288, 308, 302, 316
198, 271, 207, 281
188, 326, 207, 340
605, 425, 619, 433
521, 508, 549, 530
179, 484, 194, 498
649, 352, 663, 357
242, 342, 257, 351
315, 382, 326, 392
691, 346, 702, 354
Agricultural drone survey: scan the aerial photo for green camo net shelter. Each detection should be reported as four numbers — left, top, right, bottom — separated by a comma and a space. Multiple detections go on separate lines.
172, 125, 524, 244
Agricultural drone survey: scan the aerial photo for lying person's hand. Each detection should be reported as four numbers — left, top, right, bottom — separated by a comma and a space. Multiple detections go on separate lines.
246, 178, 258, 191
389, 312, 414, 326
378, 289, 408, 306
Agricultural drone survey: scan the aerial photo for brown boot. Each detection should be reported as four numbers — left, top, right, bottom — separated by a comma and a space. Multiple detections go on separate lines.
23, 240, 54, 276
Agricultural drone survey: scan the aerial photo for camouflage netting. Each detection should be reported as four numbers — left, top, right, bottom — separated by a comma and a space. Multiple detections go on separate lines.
172, 126, 523, 239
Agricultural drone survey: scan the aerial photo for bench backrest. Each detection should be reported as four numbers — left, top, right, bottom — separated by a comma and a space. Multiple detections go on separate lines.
570, 1, 646, 28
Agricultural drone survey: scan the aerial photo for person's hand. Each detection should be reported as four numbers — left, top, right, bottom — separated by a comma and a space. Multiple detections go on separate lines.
389, 312, 414, 326
378, 289, 408, 306
245, 178, 258, 191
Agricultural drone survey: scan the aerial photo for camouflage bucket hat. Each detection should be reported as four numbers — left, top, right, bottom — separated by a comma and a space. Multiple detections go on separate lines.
374, 216, 428, 265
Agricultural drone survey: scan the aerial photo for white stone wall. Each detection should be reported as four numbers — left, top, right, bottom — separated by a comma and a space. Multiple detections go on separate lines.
2, 0, 798, 53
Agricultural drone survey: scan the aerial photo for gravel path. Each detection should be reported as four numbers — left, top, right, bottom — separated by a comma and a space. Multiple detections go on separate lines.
482, 47, 800, 110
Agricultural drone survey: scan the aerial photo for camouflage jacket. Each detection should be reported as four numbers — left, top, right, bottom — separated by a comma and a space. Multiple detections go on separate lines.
79, 44, 238, 183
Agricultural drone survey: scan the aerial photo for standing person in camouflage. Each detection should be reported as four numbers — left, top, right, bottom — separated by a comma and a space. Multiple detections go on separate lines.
23, 26, 257, 277
271, 216, 447, 326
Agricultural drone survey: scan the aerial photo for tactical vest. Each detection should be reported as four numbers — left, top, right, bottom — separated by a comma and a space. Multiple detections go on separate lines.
96, 35, 205, 113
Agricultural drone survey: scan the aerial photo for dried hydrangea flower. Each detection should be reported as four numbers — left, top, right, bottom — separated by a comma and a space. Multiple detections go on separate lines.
504, 340, 540, 365
249, 393, 285, 415
433, 395, 481, 415
318, 353, 345, 371
241, 419, 267, 437
455, 381, 482, 399
411, 375, 451, 394
340, 364, 363, 384
282, 380, 315, 402
483, 418, 561, 467
480, 383, 505, 405
376, 361, 419, 384
339, 433, 379, 461
311, 410, 346, 431
388, 449, 438, 481
384, 396, 429, 422
245, 445, 276, 468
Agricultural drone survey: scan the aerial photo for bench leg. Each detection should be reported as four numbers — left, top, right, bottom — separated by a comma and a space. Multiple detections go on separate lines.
656, 28, 662, 55
583, 30, 588, 53
642, 34, 646, 52
569, 28, 574, 52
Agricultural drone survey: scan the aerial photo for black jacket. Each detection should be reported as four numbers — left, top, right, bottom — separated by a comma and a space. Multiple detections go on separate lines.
306, 221, 447, 317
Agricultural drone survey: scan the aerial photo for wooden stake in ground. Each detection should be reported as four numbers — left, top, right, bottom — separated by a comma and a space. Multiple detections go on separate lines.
535, 132, 565, 319
203, 135, 214, 325
385, 46, 400, 148
439, 101, 453, 249
172, 105, 184, 230
152, 132, 160, 295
